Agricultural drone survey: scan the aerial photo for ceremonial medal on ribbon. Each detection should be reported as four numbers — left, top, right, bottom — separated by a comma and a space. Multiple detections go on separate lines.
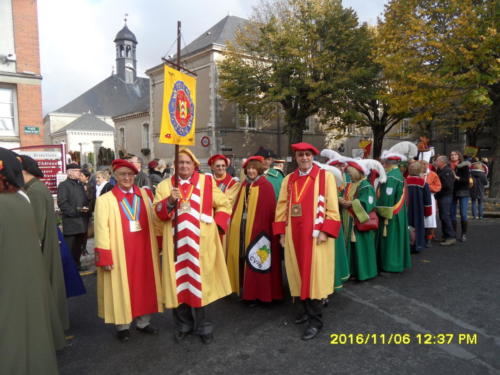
291, 204, 302, 217
120, 195, 142, 232
179, 200, 191, 214
291, 177, 312, 217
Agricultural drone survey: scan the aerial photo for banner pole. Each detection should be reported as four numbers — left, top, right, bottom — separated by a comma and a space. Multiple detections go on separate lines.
173, 20, 181, 262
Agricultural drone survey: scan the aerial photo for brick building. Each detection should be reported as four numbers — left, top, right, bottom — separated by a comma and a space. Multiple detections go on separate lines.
0, 0, 44, 148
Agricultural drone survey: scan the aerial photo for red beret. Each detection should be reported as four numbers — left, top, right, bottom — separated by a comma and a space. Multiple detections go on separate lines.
243, 155, 264, 169
112, 159, 139, 174
291, 142, 319, 155
148, 160, 159, 170
208, 154, 230, 167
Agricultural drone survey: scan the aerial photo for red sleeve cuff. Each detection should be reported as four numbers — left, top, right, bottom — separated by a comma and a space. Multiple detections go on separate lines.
322, 219, 341, 238
424, 206, 432, 217
95, 248, 113, 267
215, 211, 231, 234
155, 198, 174, 221
273, 221, 286, 235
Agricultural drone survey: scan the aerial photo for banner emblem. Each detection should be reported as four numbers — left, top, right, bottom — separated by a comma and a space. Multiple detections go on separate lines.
246, 232, 272, 273
169, 81, 194, 136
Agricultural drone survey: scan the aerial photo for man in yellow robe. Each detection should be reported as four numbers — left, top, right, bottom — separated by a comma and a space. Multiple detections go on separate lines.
94, 159, 163, 341
154, 148, 232, 344
274, 142, 341, 340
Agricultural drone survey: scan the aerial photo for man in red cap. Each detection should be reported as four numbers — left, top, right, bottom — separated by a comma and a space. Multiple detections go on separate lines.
274, 142, 341, 340
94, 159, 163, 341
208, 154, 240, 206
154, 148, 232, 344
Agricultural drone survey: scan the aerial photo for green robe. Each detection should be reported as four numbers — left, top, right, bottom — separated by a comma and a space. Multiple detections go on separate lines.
265, 167, 284, 199
25, 178, 69, 329
376, 167, 411, 272
334, 173, 350, 289
342, 179, 378, 281
0, 192, 65, 375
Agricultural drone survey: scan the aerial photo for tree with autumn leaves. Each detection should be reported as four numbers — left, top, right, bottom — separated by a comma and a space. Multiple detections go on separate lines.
376, 0, 500, 196
218, 0, 379, 153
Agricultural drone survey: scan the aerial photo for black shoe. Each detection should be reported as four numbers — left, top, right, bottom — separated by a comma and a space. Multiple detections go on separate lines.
294, 314, 308, 325
174, 331, 189, 343
136, 324, 159, 335
301, 327, 320, 341
116, 329, 130, 342
200, 333, 214, 345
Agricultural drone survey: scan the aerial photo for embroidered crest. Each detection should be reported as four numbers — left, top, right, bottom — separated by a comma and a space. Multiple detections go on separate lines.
169, 81, 195, 137
368, 196, 374, 204
386, 187, 394, 195
246, 232, 272, 273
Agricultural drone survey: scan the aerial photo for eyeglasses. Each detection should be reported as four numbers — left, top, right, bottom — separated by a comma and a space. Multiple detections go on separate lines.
115, 172, 135, 178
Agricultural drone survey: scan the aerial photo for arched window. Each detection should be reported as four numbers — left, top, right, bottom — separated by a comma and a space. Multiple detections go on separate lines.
119, 45, 125, 57
126, 45, 131, 58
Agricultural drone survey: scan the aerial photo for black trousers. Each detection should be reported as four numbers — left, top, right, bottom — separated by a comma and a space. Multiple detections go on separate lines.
173, 304, 213, 336
296, 298, 323, 329
64, 233, 86, 267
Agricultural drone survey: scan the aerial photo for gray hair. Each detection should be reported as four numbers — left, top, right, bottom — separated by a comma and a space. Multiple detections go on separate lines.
436, 155, 448, 164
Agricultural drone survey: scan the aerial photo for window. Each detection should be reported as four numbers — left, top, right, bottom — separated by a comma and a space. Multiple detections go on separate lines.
125, 67, 134, 82
119, 128, 125, 149
0, 86, 17, 137
126, 45, 131, 58
400, 118, 411, 136
119, 45, 125, 57
142, 123, 149, 148
305, 116, 315, 133
238, 107, 257, 129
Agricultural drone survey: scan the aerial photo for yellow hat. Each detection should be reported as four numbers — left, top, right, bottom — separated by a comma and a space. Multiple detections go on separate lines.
179, 147, 200, 167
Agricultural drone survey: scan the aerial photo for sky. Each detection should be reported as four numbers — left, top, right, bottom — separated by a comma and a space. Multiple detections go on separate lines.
37, 0, 388, 115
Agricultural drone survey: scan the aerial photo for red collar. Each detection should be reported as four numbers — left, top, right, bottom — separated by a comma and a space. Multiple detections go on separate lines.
290, 163, 320, 183
112, 184, 141, 201
406, 176, 425, 187
172, 171, 200, 187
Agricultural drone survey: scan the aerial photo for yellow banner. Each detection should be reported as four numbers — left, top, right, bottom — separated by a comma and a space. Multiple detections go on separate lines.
159, 65, 196, 145
464, 146, 478, 157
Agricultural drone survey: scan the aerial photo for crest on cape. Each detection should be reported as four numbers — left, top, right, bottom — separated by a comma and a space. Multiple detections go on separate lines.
246, 232, 272, 273
169, 80, 195, 137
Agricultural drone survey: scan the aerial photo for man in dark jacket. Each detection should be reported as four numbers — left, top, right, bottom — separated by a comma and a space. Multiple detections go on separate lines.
57, 163, 90, 269
435, 156, 456, 246
126, 154, 151, 188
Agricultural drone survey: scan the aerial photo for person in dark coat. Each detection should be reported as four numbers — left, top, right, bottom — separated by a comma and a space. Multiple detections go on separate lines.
127, 154, 151, 188
20, 155, 70, 330
449, 151, 471, 242
470, 162, 489, 219
0, 147, 65, 375
434, 156, 456, 246
148, 159, 166, 193
57, 163, 90, 269
406, 162, 432, 252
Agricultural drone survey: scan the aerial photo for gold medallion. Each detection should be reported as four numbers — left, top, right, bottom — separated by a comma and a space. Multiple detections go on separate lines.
291, 204, 302, 217
179, 201, 191, 214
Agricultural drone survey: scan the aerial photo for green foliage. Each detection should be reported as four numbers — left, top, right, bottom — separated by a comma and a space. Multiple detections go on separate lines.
218, 0, 376, 150
375, 0, 500, 131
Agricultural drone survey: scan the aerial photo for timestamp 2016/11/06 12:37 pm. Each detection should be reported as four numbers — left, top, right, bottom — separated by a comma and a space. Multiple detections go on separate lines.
329, 333, 478, 345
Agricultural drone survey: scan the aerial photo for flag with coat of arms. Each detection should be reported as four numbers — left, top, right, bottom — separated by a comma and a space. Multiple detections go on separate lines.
160, 65, 197, 145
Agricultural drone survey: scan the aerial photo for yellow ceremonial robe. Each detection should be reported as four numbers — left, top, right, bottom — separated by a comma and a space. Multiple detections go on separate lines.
94, 188, 163, 325
274, 169, 341, 300
154, 173, 233, 308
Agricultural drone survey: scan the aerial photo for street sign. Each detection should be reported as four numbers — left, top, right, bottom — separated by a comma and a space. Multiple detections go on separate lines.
24, 126, 40, 134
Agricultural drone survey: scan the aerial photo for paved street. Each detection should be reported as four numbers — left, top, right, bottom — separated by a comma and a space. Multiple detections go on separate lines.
58, 218, 500, 375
